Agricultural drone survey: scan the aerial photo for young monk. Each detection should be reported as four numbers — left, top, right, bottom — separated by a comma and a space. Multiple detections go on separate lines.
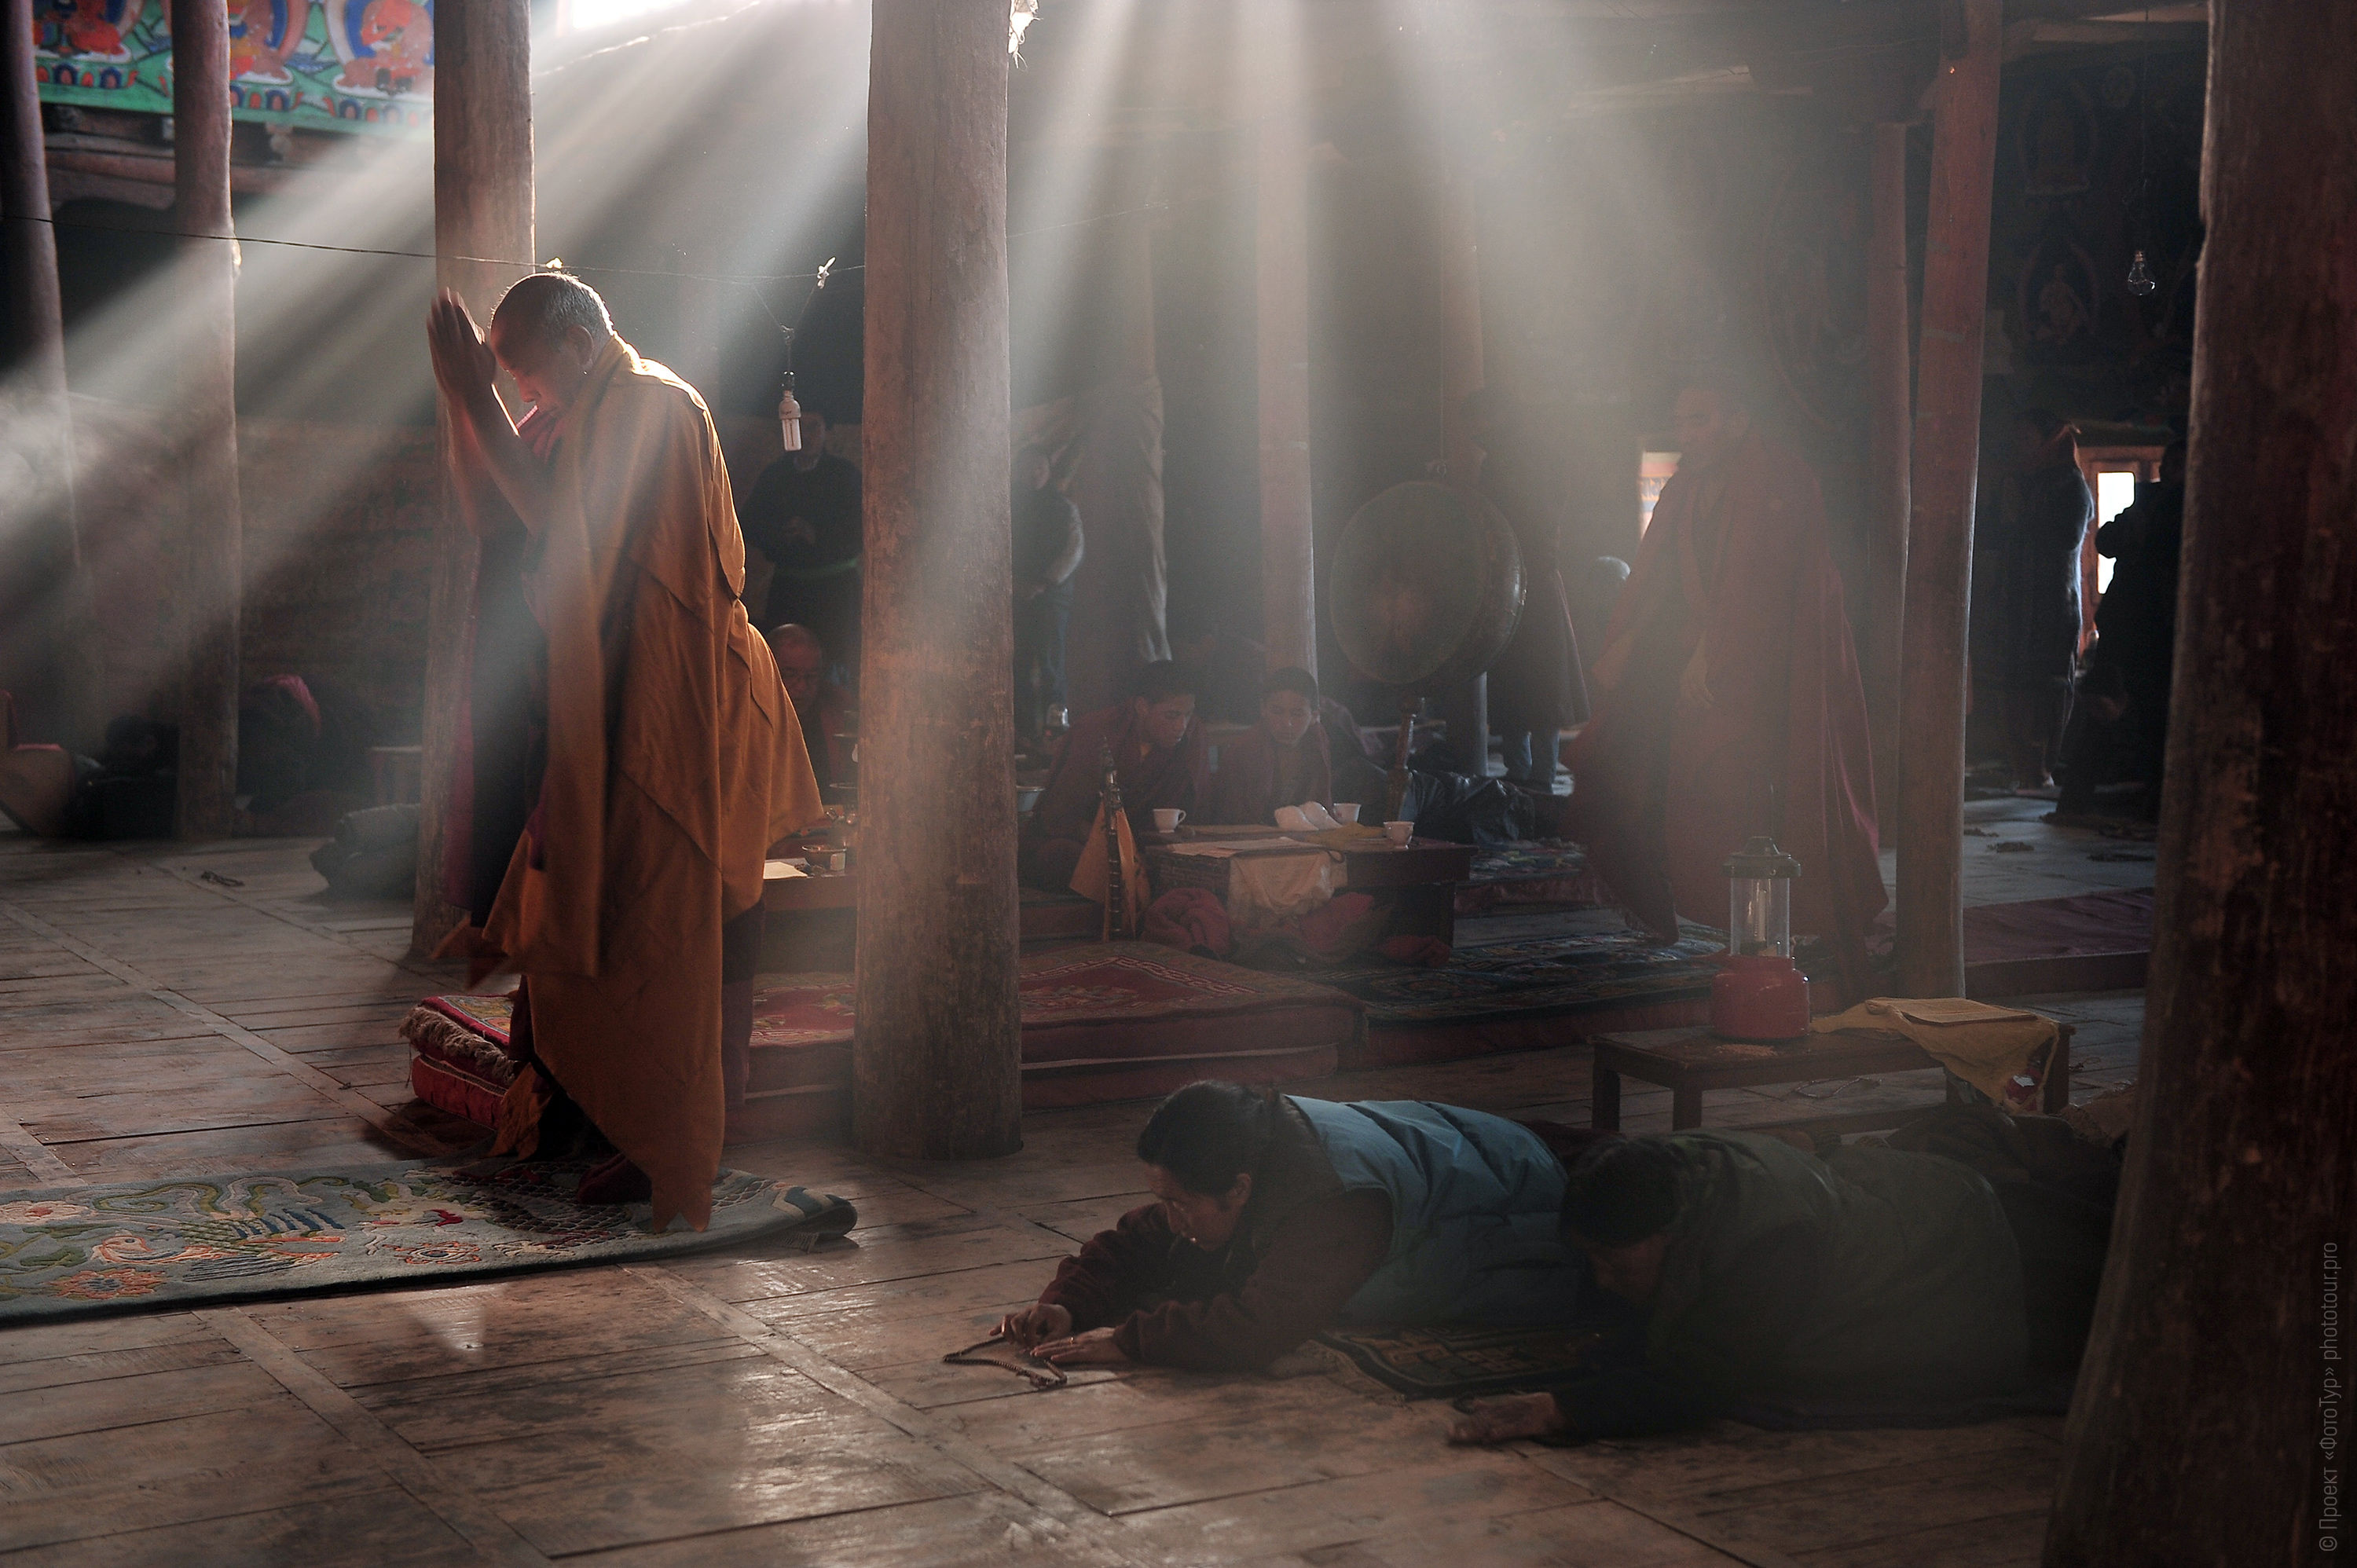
1202, 667, 1332, 826
1449, 1130, 2033, 1444
998, 1081, 1587, 1372
1020, 660, 1206, 889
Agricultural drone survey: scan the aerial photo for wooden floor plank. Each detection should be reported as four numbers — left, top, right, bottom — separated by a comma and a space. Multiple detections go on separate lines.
0, 1488, 482, 1568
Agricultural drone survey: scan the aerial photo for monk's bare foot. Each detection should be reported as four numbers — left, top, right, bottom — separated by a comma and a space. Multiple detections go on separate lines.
1448, 1392, 1566, 1445
575, 1151, 651, 1205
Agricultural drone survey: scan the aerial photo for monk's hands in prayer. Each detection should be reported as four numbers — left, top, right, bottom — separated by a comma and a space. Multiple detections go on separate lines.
992, 1302, 1072, 1350
1678, 643, 1714, 711
1446, 1392, 1567, 1445
1033, 1327, 1131, 1367
427, 291, 498, 408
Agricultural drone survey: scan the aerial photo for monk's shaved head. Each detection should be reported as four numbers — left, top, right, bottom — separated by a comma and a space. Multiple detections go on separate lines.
493, 272, 614, 348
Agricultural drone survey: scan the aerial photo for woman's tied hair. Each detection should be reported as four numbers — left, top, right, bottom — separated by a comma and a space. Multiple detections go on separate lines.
1136, 1080, 1281, 1197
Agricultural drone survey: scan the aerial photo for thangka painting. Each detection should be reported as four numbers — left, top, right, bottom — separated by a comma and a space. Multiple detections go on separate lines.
34, 0, 433, 136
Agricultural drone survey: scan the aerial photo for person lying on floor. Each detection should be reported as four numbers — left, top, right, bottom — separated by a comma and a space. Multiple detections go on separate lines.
996, 1080, 1588, 1372
1448, 1130, 2032, 1444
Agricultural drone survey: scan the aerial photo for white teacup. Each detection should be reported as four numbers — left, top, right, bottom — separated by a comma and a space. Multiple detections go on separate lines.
1152, 808, 1186, 833
1331, 803, 1361, 824
1384, 820, 1413, 846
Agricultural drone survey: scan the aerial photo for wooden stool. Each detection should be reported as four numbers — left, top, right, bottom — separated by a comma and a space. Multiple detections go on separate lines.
1589, 1022, 2075, 1134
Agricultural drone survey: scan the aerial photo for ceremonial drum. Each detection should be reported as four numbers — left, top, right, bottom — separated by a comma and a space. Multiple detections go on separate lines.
1329, 481, 1527, 691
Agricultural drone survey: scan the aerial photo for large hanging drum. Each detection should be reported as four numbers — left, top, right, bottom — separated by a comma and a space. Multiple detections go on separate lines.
1329, 482, 1527, 691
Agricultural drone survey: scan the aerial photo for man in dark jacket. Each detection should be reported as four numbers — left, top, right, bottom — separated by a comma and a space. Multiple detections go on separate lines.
1450, 1130, 2030, 1443
1013, 444, 1084, 745
741, 408, 864, 662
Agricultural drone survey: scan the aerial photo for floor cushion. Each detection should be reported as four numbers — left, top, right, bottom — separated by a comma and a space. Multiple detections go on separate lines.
401, 943, 1363, 1139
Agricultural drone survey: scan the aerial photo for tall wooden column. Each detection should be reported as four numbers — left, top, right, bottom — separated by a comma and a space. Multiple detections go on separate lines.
2046, 6, 2357, 1560
412, 0, 533, 954
854, 0, 1021, 1160
1255, 68, 1315, 677
1435, 171, 1486, 767
1893, 0, 1999, 997
1863, 122, 1912, 840
1, 0, 97, 748
170, 0, 243, 838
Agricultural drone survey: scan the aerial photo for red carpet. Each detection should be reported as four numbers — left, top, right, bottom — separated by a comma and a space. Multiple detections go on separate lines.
404, 943, 1363, 1138
1959, 888, 2154, 997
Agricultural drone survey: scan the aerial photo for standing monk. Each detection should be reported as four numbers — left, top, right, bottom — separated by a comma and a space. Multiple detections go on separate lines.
427, 273, 823, 1229
1567, 379, 1882, 987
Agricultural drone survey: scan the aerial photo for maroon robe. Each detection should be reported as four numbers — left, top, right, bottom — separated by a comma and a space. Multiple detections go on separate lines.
1021, 702, 1208, 888
1203, 722, 1335, 826
1567, 430, 1883, 985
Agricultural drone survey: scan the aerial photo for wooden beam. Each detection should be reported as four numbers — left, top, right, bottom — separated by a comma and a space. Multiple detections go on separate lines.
1893, 0, 1999, 998
1862, 121, 1912, 841
1255, 27, 1315, 679
169, 0, 242, 839
412, 0, 533, 956
2044, 4, 2357, 1561
0, 0, 98, 750
854, 0, 1021, 1160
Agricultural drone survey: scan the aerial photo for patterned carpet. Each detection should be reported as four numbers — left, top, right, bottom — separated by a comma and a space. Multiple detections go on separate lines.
1314, 1321, 1616, 1399
0, 1163, 856, 1324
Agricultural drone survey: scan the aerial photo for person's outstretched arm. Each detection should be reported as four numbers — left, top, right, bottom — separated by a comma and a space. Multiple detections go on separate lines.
427, 290, 555, 540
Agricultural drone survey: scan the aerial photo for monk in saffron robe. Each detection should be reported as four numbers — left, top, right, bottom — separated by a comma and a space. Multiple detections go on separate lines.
1020, 660, 1205, 890
427, 274, 823, 1230
1567, 380, 1883, 990
1203, 666, 1333, 826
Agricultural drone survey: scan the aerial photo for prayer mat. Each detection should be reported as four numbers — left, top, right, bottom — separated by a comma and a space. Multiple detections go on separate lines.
1316, 1323, 2076, 1427
0, 1163, 856, 1324
404, 943, 1363, 1138
1314, 1321, 1618, 1400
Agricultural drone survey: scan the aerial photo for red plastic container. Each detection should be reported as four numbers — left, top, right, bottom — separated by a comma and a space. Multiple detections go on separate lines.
1710, 952, 1812, 1042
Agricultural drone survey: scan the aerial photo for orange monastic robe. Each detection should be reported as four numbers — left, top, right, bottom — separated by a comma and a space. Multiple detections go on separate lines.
482, 338, 823, 1230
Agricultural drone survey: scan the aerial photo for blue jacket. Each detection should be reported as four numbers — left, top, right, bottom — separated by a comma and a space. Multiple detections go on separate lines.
1290, 1097, 1582, 1324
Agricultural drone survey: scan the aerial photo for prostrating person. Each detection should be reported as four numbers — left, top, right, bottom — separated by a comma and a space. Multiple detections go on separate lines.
426, 274, 823, 1229
765, 623, 854, 789
1203, 667, 1332, 826
1450, 1130, 2033, 1445
1012, 444, 1084, 746
1566, 376, 1882, 987
740, 406, 864, 663
999, 1081, 1587, 1372
1020, 660, 1205, 890
1973, 409, 2095, 791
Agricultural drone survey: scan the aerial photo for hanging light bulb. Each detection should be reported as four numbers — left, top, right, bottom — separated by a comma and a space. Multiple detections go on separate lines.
778, 372, 803, 453
2125, 249, 2158, 297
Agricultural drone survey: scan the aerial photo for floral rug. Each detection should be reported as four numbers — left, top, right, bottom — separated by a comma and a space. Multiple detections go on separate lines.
0, 1162, 856, 1324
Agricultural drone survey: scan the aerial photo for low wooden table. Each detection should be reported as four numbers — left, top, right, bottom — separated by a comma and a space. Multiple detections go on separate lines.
1140, 830, 1475, 944
1589, 1022, 2074, 1134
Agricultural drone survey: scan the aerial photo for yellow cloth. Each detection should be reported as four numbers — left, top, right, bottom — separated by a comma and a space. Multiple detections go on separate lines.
1812, 996, 2058, 1106
1070, 802, 1149, 936
481, 338, 824, 1233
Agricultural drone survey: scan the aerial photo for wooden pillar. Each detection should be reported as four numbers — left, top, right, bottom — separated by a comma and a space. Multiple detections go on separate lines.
2045, 6, 2357, 1560
1255, 62, 1315, 677
1436, 170, 1486, 768
1893, 0, 1999, 998
170, 0, 242, 838
1863, 121, 1911, 841
853, 0, 1021, 1160
0, 0, 98, 749
412, 0, 533, 954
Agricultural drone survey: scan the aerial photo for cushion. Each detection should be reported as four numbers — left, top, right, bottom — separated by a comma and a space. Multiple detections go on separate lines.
401, 943, 1363, 1140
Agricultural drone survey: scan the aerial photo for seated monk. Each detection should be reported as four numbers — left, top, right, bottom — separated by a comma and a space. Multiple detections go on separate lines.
764, 623, 854, 789
1203, 666, 1332, 826
426, 273, 823, 1227
1020, 660, 1204, 890
1450, 1130, 2039, 1444
997, 1080, 1589, 1372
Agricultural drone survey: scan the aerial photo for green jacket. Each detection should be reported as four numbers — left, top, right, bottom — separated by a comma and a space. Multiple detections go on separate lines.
1646, 1131, 2027, 1402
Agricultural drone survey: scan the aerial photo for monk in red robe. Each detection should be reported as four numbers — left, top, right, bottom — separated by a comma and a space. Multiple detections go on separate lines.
1204, 666, 1333, 826
427, 274, 823, 1230
1567, 380, 1883, 989
1021, 661, 1206, 889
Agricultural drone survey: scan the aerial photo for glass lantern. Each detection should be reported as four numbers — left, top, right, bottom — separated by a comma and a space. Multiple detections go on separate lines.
1724, 836, 1800, 958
